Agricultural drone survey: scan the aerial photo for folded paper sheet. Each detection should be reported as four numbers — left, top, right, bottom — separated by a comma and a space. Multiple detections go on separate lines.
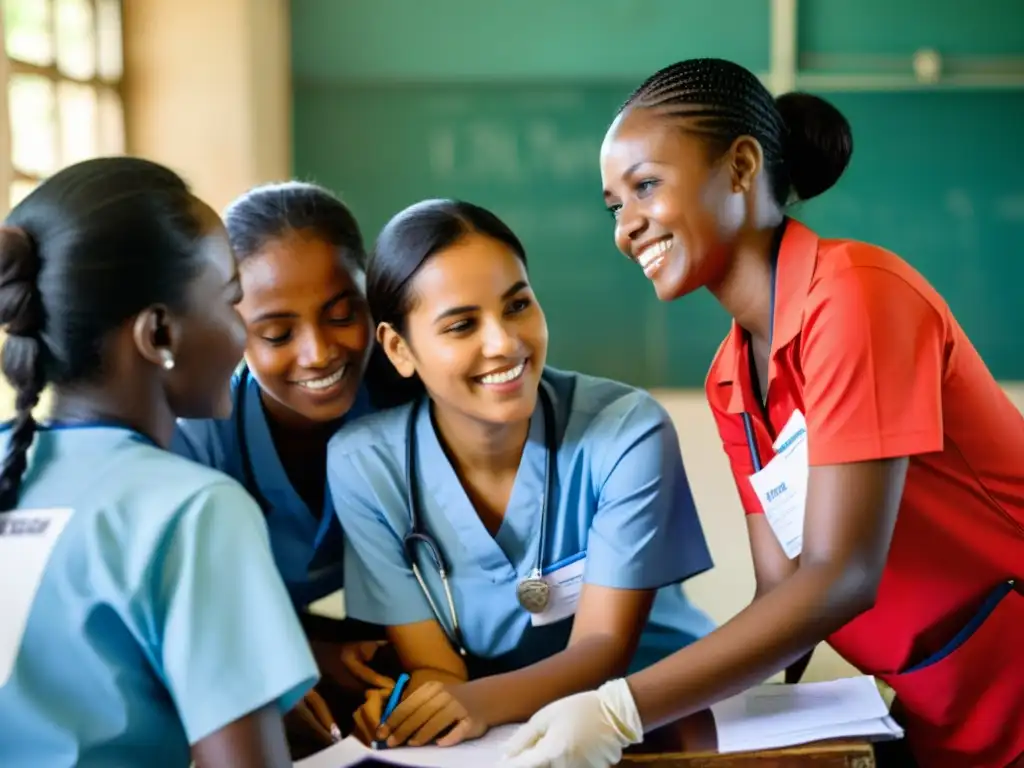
294, 725, 521, 768
710, 675, 904, 754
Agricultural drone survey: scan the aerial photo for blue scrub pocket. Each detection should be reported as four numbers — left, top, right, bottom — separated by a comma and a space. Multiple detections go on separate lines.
903, 580, 1015, 674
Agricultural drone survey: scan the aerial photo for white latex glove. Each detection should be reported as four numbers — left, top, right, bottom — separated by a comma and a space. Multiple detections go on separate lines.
500, 678, 643, 768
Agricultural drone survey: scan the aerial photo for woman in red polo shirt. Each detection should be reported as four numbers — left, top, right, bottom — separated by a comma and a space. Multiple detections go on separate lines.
501, 57, 1024, 768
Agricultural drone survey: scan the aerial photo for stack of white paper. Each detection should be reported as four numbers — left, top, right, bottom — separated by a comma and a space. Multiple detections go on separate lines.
294, 724, 521, 768
710, 675, 905, 754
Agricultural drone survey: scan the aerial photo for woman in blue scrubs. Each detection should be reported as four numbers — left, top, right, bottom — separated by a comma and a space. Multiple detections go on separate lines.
328, 199, 716, 748
0, 157, 317, 767
170, 182, 396, 748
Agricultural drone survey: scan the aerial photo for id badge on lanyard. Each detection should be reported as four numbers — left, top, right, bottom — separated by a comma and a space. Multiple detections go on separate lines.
744, 411, 809, 559
741, 222, 808, 559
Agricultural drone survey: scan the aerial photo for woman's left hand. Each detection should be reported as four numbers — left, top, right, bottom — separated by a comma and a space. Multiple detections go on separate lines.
376, 681, 488, 748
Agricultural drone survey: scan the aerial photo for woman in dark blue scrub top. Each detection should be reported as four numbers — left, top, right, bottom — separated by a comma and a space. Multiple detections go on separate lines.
171, 182, 396, 752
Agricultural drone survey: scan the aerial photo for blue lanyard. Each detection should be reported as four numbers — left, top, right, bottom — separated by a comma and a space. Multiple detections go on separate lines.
741, 223, 784, 472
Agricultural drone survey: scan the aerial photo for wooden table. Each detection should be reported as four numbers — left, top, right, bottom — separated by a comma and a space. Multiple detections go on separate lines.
619, 710, 876, 767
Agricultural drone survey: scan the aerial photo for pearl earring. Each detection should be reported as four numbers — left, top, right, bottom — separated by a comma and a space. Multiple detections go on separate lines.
159, 349, 175, 371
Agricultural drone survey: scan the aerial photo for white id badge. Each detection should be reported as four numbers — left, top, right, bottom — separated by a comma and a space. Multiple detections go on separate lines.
0, 507, 74, 686
530, 551, 586, 627
748, 411, 809, 559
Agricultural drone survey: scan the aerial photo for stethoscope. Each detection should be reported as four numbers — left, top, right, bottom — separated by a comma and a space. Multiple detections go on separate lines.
403, 382, 559, 656
741, 232, 781, 472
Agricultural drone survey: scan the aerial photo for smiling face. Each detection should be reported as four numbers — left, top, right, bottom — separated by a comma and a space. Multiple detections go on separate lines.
600, 106, 755, 301
237, 229, 372, 427
378, 231, 548, 428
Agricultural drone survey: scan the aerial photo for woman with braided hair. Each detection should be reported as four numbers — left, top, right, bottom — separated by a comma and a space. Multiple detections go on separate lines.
0, 157, 320, 767
501, 58, 1024, 768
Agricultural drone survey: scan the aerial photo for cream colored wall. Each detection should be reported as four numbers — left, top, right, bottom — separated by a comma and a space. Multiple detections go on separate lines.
4, 3, 1021, 685
122, 0, 292, 211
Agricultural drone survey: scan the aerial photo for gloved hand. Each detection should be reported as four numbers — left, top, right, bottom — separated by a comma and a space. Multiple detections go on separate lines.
501, 678, 643, 768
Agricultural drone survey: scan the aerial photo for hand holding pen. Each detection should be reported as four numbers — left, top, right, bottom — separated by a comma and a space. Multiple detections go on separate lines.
375, 676, 488, 749
373, 673, 412, 749
352, 672, 411, 747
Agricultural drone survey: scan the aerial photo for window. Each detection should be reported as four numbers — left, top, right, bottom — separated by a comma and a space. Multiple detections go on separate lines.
3, 0, 124, 210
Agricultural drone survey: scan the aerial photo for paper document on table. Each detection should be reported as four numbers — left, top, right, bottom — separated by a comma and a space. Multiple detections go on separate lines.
294, 724, 521, 768
710, 676, 904, 754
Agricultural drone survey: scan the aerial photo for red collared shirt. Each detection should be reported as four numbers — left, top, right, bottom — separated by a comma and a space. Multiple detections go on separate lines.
705, 218, 1024, 767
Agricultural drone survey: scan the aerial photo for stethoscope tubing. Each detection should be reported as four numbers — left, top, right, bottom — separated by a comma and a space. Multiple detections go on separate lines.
402, 381, 558, 655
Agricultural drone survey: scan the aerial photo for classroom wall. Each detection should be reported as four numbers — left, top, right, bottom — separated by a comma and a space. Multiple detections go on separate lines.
122, 0, 292, 211
291, 0, 1024, 389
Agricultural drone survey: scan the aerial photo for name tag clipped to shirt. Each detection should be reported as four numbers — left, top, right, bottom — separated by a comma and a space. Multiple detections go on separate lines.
748, 411, 808, 560
0, 507, 74, 686
530, 551, 586, 627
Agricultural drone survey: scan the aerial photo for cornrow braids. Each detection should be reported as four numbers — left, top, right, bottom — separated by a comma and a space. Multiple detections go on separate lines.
620, 58, 791, 204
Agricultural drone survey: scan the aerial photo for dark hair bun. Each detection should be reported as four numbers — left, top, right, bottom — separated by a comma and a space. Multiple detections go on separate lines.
0, 226, 43, 338
775, 92, 853, 202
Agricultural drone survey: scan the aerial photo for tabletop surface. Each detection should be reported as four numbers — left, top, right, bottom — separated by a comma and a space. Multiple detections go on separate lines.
619, 710, 876, 767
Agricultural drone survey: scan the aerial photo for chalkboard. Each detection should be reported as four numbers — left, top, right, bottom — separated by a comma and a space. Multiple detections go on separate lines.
295, 84, 1024, 387
798, 90, 1024, 384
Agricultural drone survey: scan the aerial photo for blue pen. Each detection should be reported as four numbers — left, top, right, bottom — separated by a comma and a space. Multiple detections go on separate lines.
372, 672, 411, 750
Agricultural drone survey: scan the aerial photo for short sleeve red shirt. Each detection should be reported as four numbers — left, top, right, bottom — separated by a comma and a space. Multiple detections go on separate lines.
705, 219, 1024, 766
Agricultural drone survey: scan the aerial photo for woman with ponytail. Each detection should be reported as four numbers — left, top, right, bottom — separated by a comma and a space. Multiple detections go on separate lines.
502, 58, 1024, 768
0, 157, 318, 767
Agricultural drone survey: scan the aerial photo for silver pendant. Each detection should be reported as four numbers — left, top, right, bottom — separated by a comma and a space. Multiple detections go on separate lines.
516, 576, 550, 613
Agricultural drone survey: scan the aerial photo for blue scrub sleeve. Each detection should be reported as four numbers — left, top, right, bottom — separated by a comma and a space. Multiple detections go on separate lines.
584, 393, 713, 590
328, 453, 435, 627
149, 481, 318, 744
169, 420, 216, 467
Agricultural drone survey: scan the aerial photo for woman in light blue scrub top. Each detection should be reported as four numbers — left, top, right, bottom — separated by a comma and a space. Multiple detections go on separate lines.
170, 182, 398, 750
328, 199, 716, 748
0, 158, 317, 767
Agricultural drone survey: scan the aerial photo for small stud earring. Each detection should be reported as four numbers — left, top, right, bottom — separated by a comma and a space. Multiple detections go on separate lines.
159, 349, 175, 371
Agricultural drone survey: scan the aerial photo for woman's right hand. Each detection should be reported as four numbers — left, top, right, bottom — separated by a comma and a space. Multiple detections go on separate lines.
352, 688, 386, 746
312, 639, 395, 692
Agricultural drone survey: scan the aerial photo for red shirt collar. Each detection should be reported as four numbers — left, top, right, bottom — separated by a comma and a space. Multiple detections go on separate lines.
713, 219, 819, 413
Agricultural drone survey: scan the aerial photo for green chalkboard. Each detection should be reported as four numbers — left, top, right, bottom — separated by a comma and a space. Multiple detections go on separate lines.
798, 91, 1024, 384
294, 84, 1024, 387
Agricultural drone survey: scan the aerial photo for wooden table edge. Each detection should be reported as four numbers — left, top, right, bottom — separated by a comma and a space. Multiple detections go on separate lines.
621, 739, 875, 762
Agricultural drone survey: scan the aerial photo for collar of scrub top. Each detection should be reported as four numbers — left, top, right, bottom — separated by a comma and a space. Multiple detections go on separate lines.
741, 219, 786, 472
27, 420, 159, 447
402, 379, 559, 657
234, 363, 357, 555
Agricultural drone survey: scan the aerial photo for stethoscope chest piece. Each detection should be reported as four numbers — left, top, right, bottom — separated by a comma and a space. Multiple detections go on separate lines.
516, 570, 551, 614
405, 382, 559, 648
